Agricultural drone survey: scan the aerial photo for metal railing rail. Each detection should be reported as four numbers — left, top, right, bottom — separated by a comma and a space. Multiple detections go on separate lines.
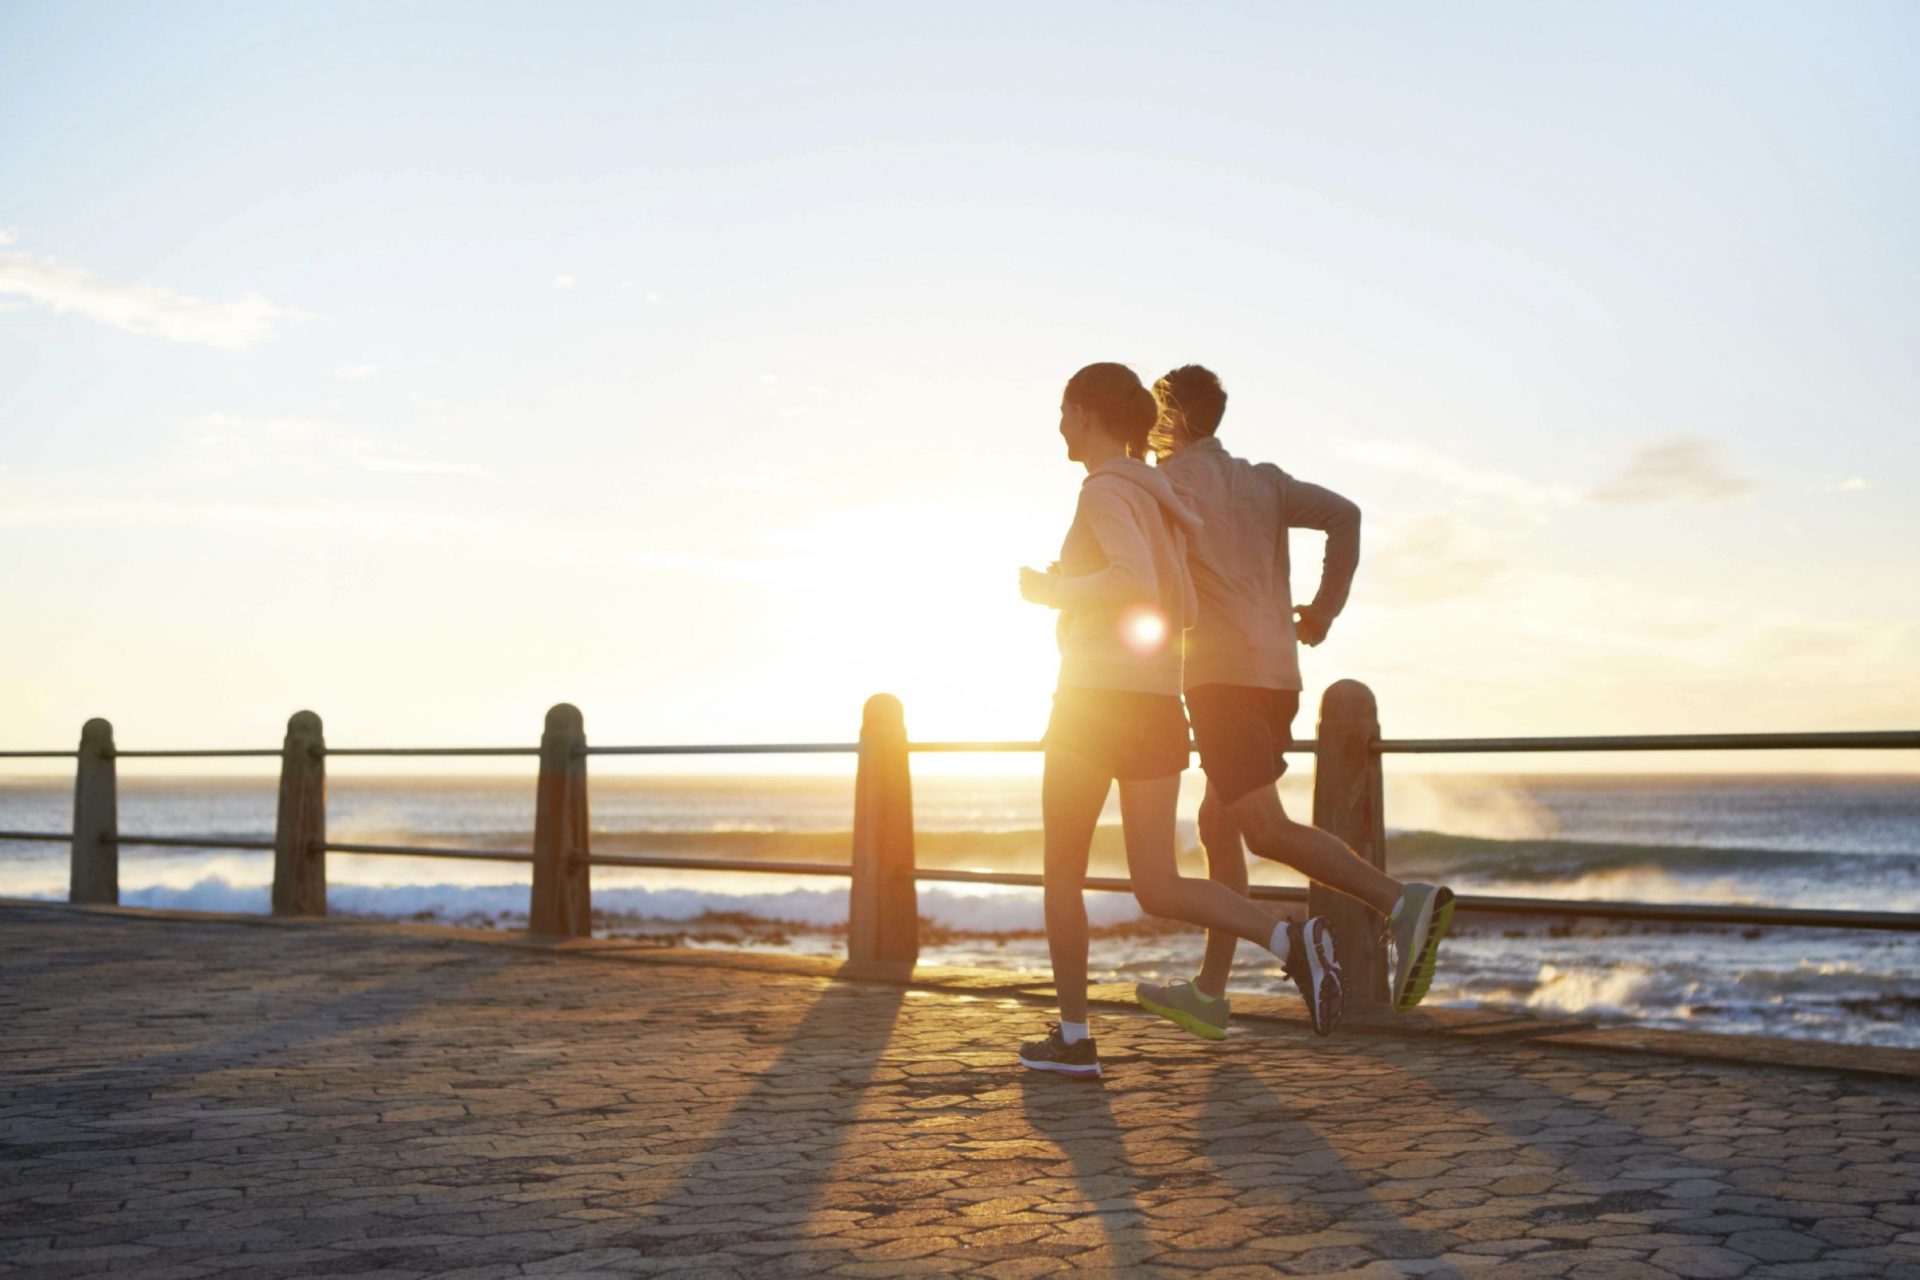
323, 841, 533, 864
567, 855, 1920, 933
9, 826, 1918, 933
108, 834, 276, 852
586, 743, 859, 756
1377, 730, 1920, 755
324, 748, 542, 758
111, 749, 284, 759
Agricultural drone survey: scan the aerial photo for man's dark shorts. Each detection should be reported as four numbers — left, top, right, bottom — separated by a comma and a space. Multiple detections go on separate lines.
1045, 686, 1190, 781
1185, 684, 1300, 803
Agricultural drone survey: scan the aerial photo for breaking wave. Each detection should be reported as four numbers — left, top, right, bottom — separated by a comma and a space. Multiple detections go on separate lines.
3, 771, 1914, 1047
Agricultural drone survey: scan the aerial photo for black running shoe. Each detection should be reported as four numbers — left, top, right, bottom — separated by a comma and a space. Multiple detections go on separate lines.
1018, 1024, 1101, 1079
1284, 916, 1345, 1037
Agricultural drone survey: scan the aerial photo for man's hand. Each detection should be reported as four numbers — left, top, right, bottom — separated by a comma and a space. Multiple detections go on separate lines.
1293, 603, 1333, 647
1019, 566, 1057, 606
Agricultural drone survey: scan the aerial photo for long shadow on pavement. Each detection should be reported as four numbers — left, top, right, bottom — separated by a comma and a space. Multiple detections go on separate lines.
0, 952, 478, 1143
613, 979, 906, 1270
1017, 1071, 1176, 1277
1383, 1035, 1920, 1272
1200, 1055, 1464, 1276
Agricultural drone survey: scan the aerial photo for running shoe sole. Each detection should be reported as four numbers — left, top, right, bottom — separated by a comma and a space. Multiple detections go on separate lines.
1394, 887, 1456, 1011
1137, 995, 1228, 1041
1018, 1054, 1102, 1079
1298, 917, 1345, 1037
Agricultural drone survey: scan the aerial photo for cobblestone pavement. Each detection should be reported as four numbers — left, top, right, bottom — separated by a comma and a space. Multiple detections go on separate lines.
2, 907, 1917, 1279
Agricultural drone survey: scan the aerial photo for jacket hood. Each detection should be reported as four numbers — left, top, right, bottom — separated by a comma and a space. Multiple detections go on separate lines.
1085, 456, 1204, 538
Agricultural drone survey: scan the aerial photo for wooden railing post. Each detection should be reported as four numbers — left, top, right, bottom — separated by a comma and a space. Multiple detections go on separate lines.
1310, 679, 1390, 1007
70, 718, 118, 904
529, 703, 591, 938
273, 711, 327, 916
848, 692, 918, 975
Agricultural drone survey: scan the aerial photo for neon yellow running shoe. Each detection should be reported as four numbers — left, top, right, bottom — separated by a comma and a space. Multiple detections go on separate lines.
1387, 883, 1456, 1010
1136, 979, 1230, 1041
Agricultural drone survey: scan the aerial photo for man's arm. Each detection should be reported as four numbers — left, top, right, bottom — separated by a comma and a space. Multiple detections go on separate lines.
1282, 475, 1360, 644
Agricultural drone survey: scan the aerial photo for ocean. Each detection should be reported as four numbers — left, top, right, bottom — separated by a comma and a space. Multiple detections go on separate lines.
1, 770, 1915, 1048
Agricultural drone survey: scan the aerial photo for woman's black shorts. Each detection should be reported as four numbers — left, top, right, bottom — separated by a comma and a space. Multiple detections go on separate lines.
1184, 684, 1301, 803
1044, 686, 1190, 781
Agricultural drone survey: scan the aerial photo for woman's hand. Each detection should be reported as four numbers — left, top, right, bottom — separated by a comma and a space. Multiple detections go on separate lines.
1019, 566, 1057, 606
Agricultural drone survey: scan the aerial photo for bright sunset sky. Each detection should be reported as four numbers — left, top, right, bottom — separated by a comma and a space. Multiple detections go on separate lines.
2, 3, 1915, 770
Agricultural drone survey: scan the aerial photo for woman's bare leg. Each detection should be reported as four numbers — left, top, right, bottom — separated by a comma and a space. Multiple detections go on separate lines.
1117, 774, 1288, 948
1042, 745, 1113, 1025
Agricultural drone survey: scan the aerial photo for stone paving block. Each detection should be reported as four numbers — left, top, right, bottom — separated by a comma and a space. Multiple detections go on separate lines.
2, 905, 1917, 1278
1646, 1243, 1758, 1277
1724, 1228, 1827, 1263
1564, 1261, 1680, 1279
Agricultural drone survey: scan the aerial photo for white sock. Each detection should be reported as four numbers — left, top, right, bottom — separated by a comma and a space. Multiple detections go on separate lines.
1058, 1020, 1090, 1045
1267, 920, 1293, 959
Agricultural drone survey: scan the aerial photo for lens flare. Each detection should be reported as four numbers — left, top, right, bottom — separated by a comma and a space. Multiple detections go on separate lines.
1118, 605, 1169, 654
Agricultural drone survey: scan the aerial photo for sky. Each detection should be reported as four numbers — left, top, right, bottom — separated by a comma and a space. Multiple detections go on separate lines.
2, 1, 1916, 774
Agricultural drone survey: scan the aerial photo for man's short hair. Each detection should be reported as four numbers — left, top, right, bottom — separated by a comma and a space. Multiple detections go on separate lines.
1159, 365, 1227, 438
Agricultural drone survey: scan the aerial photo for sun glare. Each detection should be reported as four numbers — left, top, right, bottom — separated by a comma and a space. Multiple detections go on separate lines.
1119, 605, 1169, 655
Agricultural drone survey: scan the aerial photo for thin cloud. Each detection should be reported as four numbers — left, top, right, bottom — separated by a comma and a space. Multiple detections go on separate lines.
349, 450, 491, 479
191, 413, 490, 480
1587, 438, 1751, 506
1368, 515, 1511, 604
332, 363, 380, 381
552, 274, 577, 290
629, 549, 777, 581
0, 242, 302, 350
0, 496, 493, 535
1828, 476, 1867, 493
1335, 439, 1581, 510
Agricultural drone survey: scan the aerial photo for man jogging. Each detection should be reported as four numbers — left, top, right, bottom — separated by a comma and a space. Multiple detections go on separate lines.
1134, 365, 1453, 1040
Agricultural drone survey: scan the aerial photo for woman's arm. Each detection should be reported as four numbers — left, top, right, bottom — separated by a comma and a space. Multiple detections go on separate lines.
1041, 484, 1158, 611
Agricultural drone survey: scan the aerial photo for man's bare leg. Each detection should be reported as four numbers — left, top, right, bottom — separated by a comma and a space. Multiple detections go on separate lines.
1226, 784, 1401, 917
1193, 782, 1247, 999
1225, 783, 1457, 1010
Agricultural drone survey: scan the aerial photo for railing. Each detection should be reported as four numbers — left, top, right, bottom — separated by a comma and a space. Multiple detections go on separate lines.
3, 684, 1916, 1007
